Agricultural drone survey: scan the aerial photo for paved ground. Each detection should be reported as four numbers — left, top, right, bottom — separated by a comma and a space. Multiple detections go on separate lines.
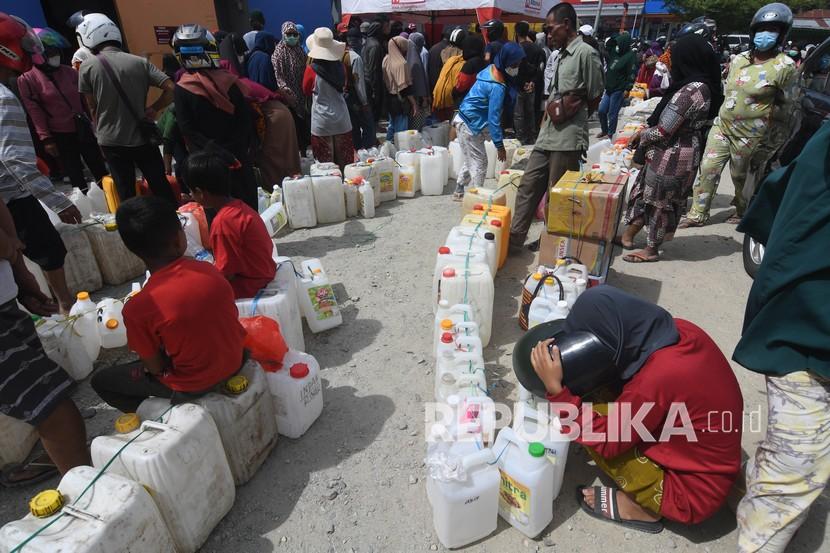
1, 132, 828, 552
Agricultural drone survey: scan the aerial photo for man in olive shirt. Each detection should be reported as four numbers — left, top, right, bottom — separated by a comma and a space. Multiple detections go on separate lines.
509, 3, 603, 251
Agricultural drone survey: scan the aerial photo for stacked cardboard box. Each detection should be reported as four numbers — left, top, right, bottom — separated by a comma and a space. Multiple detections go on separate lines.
539, 171, 628, 282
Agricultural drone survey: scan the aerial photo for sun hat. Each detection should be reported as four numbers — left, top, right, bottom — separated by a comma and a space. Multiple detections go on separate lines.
306, 27, 345, 61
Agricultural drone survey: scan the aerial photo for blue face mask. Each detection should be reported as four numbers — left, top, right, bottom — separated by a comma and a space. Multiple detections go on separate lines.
819, 55, 830, 71
753, 31, 779, 52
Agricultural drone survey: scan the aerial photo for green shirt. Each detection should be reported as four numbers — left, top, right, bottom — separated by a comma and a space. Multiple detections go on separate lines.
534, 35, 604, 153
717, 51, 797, 139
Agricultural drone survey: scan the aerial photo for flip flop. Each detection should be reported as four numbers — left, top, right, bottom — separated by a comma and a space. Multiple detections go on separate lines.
0, 454, 58, 489
623, 250, 659, 263
726, 215, 742, 225
677, 218, 704, 229
576, 485, 664, 534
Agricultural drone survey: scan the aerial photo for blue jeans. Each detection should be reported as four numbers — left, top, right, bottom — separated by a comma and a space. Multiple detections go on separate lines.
598, 90, 624, 136
386, 113, 409, 141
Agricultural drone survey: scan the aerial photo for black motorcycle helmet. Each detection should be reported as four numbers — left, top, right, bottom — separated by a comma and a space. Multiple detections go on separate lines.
482, 19, 505, 42
675, 21, 713, 43
749, 3, 793, 50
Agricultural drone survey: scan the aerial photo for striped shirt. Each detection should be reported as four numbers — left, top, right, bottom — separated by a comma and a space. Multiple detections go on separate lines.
0, 84, 72, 213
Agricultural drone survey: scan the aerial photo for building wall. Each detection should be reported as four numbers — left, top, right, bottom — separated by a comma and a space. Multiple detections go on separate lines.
247, 0, 334, 40
0, 1, 47, 27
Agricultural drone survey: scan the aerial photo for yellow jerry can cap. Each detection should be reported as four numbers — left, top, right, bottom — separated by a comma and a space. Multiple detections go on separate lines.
225, 375, 249, 394
76, 291, 90, 301
532, 272, 542, 280
469, 188, 478, 193
104, 222, 118, 231
440, 319, 454, 330
115, 413, 140, 433
30, 490, 63, 518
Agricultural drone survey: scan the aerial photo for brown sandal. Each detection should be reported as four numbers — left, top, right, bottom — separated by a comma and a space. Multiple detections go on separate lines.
623, 250, 659, 263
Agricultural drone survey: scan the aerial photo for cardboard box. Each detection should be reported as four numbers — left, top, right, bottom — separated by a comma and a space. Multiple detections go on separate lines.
538, 232, 615, 279
547, 171, 627, 242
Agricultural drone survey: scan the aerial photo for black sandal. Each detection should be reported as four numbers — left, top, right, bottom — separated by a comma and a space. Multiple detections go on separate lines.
576, 485, 664, 534
0, 454, 58, 489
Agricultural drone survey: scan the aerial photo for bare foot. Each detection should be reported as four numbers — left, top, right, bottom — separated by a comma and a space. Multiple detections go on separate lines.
619, 223, 643, 249
581, 487, 660, 523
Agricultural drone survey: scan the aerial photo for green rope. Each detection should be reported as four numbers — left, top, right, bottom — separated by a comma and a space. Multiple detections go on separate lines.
11, 406, 173, 552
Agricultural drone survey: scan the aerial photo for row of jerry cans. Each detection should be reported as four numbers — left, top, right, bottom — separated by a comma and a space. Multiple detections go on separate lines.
395, 147, 449, 197
447, 138, 522, 181
431, 203, 513, 348
433, 302, 486, 403
0, 352, 324, 553
236, 256, 343, 341
426, 392, 571, 549
519, 260, 589, 330
282, 158, 396, 229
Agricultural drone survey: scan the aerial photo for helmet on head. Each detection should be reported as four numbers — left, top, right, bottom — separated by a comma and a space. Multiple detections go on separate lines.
691, 16, 717, 37
0, 13, 44, 73
482, 19, 505, 40
449, 27, 467, 47
172, 24, 220, 70
76, 13, 122, 50
675, 21, 712, 42
749, 3, 793, 46
35, 27, 71, 50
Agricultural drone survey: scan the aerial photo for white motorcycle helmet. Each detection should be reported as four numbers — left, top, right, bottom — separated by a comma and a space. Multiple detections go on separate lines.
76, 13, 122, 51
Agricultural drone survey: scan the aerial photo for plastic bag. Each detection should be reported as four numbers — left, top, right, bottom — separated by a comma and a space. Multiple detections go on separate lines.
240, 316, 289, 372
379, 140, 397, 159
178, 202, 210, 247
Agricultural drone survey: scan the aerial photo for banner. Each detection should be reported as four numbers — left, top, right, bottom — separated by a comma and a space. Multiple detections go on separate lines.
343, 0, 557, 16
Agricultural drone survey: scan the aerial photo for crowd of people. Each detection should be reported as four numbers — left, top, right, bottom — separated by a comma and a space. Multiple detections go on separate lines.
0, 3, 828, 552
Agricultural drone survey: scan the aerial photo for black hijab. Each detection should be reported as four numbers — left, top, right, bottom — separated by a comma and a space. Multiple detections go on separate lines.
312, 59, 346, 92
461, 34, 487, 75
564, 286, 679, 380
647, 34, 723, 127
219, 34, 247, 78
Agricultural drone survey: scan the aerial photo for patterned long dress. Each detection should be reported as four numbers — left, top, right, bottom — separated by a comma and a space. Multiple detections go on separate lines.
624, 82, 711, 247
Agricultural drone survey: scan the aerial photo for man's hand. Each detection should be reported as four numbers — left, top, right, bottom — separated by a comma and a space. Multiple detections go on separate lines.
497, 146, 507, 162
524, 81, 535, 94
18, 289, 58, 317
58, 205, 82, 224
144, 107, 157, 121
531, 339, 564, 395
43, 141, 60, 159
0, 231, 24, 263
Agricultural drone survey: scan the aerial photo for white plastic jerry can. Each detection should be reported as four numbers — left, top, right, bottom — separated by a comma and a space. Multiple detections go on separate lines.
397, 164, 417, 198
435, 353, 487, 402
394, 129, 422, 151
432, 145, 450, 186
86, 182, 108, 214
297, 259, 343, 333
431, 246, 492, 313
445, 225, 499, 278
91, 404, 235, 553
67, 291, 101, 365
310, 161, 342, 177
311, 174, 347, 224
371, 157, 398, 202
236, 256, 306, 353
343, 179, 360, 217
484, 140, 497, 179
395, 150, 421, 192
266, 349, 324, 438
434, 302, 475, 347
282, 175, 317, 229
35, 316, 93, 381
493, 426, 555, 538
0, 466, 176, 553
95, 297, 127, 349
68, 187, 93, 220
140, 361, 277, 486
420, 152, 445, 196
426, 426, 500, 549
260, 201, 288, 237
0, 413, 38, 468
513, 403, 571, 500
435, 264, 494, 347
528, 297, 570, 329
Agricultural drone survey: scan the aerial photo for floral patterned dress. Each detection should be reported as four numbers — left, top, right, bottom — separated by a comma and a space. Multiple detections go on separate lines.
625, 82, 711, 247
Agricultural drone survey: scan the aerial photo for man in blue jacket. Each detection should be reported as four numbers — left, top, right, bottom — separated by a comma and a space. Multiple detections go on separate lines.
452, 42, 526, 201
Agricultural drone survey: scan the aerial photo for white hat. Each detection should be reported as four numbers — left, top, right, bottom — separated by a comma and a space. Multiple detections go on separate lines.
579, 24, 594, 37
306, 27, 345, 61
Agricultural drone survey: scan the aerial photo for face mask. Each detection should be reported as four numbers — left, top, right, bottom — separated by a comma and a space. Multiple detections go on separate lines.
753, 31, 779, 52
820, 55, 830, 71
505, 66, 519, 77
237, 55, 245, 64
787, 50, 798, 57
284, 36, 299, 47
47, 56, 61, 68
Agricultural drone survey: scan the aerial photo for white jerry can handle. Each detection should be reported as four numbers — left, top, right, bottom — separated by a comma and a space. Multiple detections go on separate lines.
452, 351, 483, 367
455, 324, 480, 338
140, 420, 171, 433
461, 448, 495, 471
450, 304, 475, 317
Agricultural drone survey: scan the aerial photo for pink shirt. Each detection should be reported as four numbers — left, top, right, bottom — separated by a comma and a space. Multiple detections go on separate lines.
17, 65, 85, 141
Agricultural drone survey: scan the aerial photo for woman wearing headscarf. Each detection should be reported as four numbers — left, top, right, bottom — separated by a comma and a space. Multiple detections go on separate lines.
302, 28, 353, 170
218, 34, 301, 190
17, 27, 107, 193
520, 286, 742, 532
174, 27, 257, 208
453, 34, 487, 104
405, 36, 429, 130
619, 35, 724, 263
410, 32, 430, 78
452, 42, 525, 200
246, 31, 277, 91
382, 36, 418, 141
431, 31, 474, 122
273, 21, 310, 153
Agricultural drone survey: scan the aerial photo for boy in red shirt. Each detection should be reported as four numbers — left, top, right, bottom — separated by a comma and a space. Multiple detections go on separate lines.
186, 151, 276, 299
90, 196, 247, 412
